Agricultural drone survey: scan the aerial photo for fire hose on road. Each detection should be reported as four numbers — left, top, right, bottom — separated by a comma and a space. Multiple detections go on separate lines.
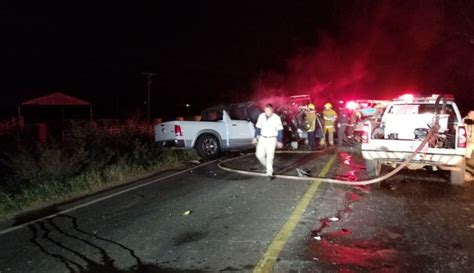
218, 96, 449, 186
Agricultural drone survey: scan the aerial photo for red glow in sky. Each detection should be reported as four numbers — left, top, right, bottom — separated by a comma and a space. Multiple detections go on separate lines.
251, 1, 474, 111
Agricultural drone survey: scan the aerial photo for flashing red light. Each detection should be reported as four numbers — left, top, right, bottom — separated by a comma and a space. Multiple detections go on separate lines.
345, 101, 359, 110
458, 126, 467, 148
444, 94, 455, 100
175, 125, 183, 137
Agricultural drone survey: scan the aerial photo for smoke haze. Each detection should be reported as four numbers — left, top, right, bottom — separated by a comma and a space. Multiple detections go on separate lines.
252, 0, 473, 112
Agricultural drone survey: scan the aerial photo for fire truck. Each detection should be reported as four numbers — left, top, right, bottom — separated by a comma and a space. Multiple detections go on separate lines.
361, 94, 467, 184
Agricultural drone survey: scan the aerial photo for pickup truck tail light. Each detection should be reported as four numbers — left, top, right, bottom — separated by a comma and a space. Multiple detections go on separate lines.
362, 123, 370, 143
175, 125, 183, 137
458, 126, 467, 148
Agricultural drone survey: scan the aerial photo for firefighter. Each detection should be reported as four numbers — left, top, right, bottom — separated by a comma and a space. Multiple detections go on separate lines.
347, 110, 357, 140
305, 103, 317, 150
368, 104, 385, 137
320, 102, 337, 146
464, 110, 474, 181
348, 110, 362, 141
373, 104, 385, 120
252, 104, 284, 181
337, 108, 350, 146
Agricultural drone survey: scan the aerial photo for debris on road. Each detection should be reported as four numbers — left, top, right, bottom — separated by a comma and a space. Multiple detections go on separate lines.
313, 233, 322, 241
387, 231, 403, 239
296, 168, 309, 177
328, 217, 340, 222
183, 210, 192, 216
329, 228, 352, 237
190, 160, 201, 164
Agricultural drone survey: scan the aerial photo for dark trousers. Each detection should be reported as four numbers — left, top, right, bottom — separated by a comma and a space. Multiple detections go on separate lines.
337, 125, 347, 146
308, 131, 316, 150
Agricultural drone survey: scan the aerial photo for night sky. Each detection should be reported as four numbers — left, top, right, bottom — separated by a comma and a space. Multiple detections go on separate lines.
1, 1, 473, 120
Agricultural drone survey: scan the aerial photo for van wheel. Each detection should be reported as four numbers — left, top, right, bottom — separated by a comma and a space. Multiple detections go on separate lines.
195, 134, 220, 160
365, 159, 381, 178
450, 158, 465, 185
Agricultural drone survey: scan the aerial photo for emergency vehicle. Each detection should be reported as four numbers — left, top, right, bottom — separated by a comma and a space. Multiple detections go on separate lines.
338, 99, 390, 143
361, 94, 467, 184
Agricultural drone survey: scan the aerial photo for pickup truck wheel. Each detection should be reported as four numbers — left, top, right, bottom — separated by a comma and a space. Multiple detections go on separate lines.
195, 134, 221, 160
365, 159, 381, 178
450, 158, 466, 185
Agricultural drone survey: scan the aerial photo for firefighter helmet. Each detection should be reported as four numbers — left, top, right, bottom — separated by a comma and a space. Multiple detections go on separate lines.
308, 103, 315, 110
324, 102, 332, 109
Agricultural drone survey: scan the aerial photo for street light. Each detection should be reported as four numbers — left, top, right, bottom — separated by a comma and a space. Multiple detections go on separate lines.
142, 72, 156, 123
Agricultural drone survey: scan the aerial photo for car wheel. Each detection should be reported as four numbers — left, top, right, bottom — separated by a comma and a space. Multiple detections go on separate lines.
450, 158, 465, 185
195, 134, 221, 160
365, 159, 381, 178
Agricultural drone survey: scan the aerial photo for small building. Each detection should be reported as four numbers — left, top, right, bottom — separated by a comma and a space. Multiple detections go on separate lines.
18, 92, 93, 142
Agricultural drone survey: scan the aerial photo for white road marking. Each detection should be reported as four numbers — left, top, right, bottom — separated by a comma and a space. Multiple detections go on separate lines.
0, 160, 218, 236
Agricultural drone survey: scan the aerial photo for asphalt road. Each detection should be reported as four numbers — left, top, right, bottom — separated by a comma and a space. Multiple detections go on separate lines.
0, 147, 473, 273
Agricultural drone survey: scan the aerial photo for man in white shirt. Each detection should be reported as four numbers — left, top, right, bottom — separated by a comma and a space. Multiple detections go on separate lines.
252, 104, 284, 181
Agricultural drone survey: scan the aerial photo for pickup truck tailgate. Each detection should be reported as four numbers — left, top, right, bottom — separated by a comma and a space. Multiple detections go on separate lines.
155, 122, 179, 141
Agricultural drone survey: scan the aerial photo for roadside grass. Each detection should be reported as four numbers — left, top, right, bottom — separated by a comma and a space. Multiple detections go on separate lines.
0, 126, 198, 220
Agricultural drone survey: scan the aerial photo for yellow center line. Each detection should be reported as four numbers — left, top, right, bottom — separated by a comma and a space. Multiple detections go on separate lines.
253, 153, 337, 273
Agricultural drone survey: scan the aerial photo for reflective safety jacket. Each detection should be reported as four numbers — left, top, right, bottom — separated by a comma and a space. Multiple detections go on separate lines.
322, 109, 337, 127
305, 111, 316, 132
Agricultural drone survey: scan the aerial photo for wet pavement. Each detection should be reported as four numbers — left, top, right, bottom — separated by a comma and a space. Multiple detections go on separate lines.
0, 147, 473, 272
275, 147, 474, 273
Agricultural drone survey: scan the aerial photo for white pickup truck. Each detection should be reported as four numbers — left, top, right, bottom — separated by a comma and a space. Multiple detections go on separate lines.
154, 103, 258, 159
361, 94, 468, 184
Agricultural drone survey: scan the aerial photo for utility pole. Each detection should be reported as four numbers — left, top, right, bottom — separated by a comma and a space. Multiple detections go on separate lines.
142, 72, 156, 123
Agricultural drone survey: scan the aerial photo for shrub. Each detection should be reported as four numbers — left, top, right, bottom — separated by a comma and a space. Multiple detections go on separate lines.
0, 125, 198, 219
